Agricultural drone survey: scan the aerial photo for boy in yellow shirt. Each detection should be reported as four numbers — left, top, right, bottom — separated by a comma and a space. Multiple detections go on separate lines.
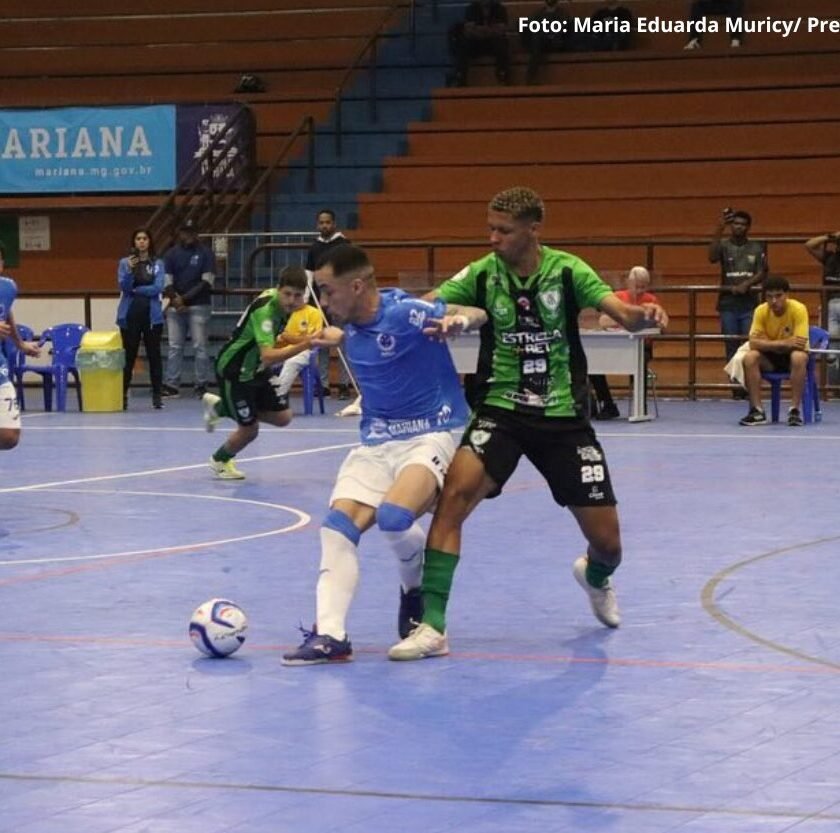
740, 275, 809, 427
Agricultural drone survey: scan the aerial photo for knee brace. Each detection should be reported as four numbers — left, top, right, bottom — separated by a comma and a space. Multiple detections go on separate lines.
376, 502, 415, 533
322, 508, 361, 546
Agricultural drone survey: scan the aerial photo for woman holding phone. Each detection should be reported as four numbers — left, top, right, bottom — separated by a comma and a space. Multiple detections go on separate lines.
117, 227, 165, 409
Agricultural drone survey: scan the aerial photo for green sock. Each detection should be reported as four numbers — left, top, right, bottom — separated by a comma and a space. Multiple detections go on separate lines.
421, 548, 459, 634
212, 445, 234, 463
585, 558, 616, 589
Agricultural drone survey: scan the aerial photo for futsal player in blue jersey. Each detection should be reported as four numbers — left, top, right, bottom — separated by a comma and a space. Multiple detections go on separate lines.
283, 245, 487, 665
0, 248, 41, 450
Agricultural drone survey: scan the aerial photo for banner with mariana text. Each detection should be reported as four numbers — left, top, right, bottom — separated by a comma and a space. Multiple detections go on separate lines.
0, 104, 255, 194
0, 106, 177, 193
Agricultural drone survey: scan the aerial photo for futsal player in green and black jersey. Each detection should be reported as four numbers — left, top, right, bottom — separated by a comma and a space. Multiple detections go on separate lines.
203, 266, 319, 479
389, 187, 668, 660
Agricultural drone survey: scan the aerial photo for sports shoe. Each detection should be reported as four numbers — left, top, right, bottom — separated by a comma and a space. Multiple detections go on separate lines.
209, 457, 245, 480
398, 587, 424, 639
282, 627, 353, 666
152, 396, 163, 410
594, 402, 620, 420
739, 407, 767, 427
787, 407, 804, 427
202, 392, 221, 432
161, 383, 180, 398
684, 38, 701, 50
573, 556, 621, 628
388, 622, 449, 661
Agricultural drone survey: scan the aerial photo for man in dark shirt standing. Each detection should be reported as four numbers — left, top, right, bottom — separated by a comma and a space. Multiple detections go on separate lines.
447, 0, 511, 87
161, 219, 216, 398
709, 209, 767, 396
805, 230, 840, 385
305, 209, 352, 398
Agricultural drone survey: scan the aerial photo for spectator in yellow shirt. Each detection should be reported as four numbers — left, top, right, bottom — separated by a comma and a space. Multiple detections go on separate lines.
271, 282, 326, 399
739, 275, 809, 427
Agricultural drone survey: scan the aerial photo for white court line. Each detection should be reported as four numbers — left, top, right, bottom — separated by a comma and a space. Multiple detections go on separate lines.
0, 441, 357, 494
0, 489, 310, 567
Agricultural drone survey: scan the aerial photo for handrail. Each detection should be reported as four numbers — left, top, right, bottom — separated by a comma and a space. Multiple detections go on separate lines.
224, 115, 316, 233
333, 0, 411, 156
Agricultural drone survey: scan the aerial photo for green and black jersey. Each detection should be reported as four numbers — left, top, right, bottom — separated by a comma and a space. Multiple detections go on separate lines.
216, 288, 290, 382
437, 246, 612, 418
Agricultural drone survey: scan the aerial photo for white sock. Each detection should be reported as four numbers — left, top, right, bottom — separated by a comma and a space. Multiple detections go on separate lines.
316, 527, 360, 640
381, 522, 425, 591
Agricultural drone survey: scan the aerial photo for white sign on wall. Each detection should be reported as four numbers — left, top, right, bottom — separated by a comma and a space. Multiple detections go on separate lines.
19, 215, 51, 251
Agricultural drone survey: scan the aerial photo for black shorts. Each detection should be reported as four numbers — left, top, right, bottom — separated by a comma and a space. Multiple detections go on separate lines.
460, 405, 617, 507
764, 353, 791, 373
217, 373, 289, 426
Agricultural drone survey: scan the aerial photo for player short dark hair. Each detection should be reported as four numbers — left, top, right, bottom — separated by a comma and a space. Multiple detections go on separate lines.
316, 209, 336, 221
489, 187, 545, 223
764, 275, 790, 293
732, 210, 752, 225
320, 244, 371, 279
277, 264, 308, 291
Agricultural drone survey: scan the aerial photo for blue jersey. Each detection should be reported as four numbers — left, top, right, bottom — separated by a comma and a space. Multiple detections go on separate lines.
0, 276, 17, 384
345, 289, 469, 445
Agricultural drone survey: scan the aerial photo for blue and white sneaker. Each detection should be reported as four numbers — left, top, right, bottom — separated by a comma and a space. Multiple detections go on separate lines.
398, 587, 424, 639
282, 627, 353, 666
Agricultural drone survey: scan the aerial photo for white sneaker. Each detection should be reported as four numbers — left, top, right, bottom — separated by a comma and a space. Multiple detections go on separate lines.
209, 457, 245, 480
202, 393, 221, 432
573, 556, 621, 628
388, 622, 449, 661
683, 38, 701, 50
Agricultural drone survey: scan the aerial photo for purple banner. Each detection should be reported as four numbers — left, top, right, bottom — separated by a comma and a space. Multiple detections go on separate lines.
176, 104, 254, 191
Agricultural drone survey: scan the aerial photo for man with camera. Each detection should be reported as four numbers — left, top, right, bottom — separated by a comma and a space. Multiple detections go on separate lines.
709, 208, 767, 397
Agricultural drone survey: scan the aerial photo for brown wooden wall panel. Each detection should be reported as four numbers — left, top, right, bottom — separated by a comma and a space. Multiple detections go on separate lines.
428, 86, 840, 130
3, 0, 391, 16
377, 158, 840, 201
0, 39, 363, 78
0, 10, 387, 48
403, 123, 840, 165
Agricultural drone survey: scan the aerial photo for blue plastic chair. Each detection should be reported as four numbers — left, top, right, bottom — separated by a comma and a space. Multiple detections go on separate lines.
3, 324, 56, 412
17, 323, 88, 412
300, 347, 325, 416
762, 325, 829, 424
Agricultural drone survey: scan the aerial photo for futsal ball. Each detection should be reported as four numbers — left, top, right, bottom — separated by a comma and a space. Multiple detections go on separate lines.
189, 598, 248, 658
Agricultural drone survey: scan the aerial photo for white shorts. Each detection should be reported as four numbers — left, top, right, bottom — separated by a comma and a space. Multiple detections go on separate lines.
0, 381, 21, 430
330, 431, 457, 508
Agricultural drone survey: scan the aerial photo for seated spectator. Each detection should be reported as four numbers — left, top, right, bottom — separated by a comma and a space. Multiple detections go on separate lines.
590, 266, 661, 419
521, 0, 571, 84
684, 0, 745, 50
589, 2, 634, 51
804, 231, 840, 373
447, 0, 511, 87
738, 275, 810, 427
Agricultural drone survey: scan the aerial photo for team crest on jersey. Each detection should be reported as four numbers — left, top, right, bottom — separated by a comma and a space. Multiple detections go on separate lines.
539, 290, 560, 313
468, 429, 491, 451
491, 296, 515, 328
376, 333, 396, 355
260, 319, 273, 334
436, 404, 452, 425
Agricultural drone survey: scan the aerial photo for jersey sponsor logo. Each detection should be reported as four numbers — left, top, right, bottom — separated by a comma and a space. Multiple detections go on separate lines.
577, 445, 603, 462
504, 389, 551, 407
588, 485, 606, 501
468, 428, 491, 449
517, 296, 531, 311
376, 333, 396, 355
492, 297, 515, 328
368, 416, 432, 440
500, 329, 563, 346
408, 308, 427, 329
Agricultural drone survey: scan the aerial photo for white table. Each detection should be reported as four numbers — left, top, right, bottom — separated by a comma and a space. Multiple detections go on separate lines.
448, 328, 659, 422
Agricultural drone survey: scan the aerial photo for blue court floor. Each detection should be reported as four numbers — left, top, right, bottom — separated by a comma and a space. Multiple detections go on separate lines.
1, 391, 839, 833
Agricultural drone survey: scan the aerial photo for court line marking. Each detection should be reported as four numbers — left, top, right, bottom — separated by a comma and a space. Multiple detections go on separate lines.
702, 535, 840, 671
0, 441, 357, 494
0, 771, 835, 821
0, 489, 309, 568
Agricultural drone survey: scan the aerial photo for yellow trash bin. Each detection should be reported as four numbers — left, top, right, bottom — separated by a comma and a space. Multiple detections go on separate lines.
76, 331, 125, 412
